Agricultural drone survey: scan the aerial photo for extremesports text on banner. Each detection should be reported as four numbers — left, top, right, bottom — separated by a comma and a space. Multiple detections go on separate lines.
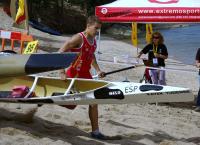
96, 0, 200, 23
96, 7, 200, 22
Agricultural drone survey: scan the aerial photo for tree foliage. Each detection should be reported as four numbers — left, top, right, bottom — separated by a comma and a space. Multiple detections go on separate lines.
67, 0, 116, 15
27, 0, 117, 33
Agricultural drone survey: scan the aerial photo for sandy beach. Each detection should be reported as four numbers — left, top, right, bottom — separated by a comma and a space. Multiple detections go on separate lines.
0, 8, 200, 145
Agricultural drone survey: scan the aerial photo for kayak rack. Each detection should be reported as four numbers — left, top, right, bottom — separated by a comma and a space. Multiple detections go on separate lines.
64, 78, 75, 95
24, 76, 39, 98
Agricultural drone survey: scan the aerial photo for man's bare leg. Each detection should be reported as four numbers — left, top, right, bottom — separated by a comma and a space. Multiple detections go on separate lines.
89, 104, 99, 131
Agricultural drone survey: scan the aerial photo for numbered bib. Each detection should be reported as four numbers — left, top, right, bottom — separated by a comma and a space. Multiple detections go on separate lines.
153, 58, 158, 65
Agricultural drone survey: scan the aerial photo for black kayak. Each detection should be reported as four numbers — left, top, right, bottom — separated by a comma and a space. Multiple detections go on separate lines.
29, 20, 61, 36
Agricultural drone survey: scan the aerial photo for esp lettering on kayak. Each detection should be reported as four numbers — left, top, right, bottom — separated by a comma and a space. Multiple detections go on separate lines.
125, 85, 138, 93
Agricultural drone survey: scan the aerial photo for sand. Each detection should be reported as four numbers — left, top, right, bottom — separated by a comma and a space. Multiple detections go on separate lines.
0, 8, 200, 145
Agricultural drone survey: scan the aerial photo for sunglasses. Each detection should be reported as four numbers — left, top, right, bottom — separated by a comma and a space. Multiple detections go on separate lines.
153, 36, 160, 39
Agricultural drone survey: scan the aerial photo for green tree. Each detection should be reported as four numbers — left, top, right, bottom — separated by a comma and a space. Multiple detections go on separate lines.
67, 0, 116, 15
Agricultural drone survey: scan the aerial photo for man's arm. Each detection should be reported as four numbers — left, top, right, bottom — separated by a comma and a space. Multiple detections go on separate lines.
58, 34, 82, 79
92, 55, 101, 73
58, 34, 82, 52
92, 55, 105, 78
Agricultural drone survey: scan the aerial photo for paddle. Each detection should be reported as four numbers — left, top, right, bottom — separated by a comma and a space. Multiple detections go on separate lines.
104, 65, 136, 76
93, 65, 136, 79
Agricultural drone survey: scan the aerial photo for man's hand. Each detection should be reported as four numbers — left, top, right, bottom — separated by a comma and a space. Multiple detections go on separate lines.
60, 70, 66, 80
98, 71, 106, 78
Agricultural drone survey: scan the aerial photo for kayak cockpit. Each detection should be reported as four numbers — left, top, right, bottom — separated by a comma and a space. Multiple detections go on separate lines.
0, 75, 110, 98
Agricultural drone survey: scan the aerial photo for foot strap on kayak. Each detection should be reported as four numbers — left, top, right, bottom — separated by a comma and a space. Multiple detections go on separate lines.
139, 85, 163, 92
94, 88, 124, 100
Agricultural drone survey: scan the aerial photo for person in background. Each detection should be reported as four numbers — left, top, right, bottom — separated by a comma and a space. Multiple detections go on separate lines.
58, 16, 106, 139
137, 32, 168, 85
195, 48, 200, 112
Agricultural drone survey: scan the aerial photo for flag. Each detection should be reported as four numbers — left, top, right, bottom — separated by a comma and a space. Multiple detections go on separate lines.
131, 22, 138, 47
15, 0, 26, 24
10, 0, 27, 29
146, 24, 153, 44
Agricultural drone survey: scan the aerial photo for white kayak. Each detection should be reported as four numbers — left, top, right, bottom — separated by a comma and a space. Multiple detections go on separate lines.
0, 75, 194, 105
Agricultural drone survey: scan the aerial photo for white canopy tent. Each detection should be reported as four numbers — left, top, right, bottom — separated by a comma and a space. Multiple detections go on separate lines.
95, 0, 200, 23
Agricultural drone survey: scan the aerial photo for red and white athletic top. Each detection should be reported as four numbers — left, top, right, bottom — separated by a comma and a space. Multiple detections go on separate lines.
66, 32, 97, 79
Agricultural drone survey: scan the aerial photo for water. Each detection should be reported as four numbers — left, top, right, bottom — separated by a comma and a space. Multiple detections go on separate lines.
139, 24, 200, 65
